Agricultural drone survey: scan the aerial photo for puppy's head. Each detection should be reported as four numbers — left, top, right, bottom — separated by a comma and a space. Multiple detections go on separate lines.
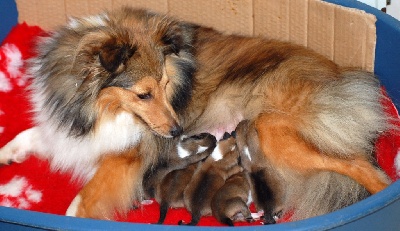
210, 133, 239, 162
234, 120, 265, 167
177, 133, 217, 158
31, 7, 196, 138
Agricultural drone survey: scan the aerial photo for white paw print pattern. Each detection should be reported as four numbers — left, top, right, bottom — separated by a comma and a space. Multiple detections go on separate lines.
0, 176, 42, 209
0, 43, 26, 136
0, 43, 24, 93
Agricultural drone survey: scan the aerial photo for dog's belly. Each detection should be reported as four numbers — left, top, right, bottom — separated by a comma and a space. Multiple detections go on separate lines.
185, 97, 246, 140
186, 120, 242, 140
206, 120, 242, 140
186, 85, 264, 139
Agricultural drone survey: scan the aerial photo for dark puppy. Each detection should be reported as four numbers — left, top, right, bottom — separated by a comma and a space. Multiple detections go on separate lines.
235, 120, 284, 224
143, 133, 216, 198
150, 133, 216, 224
211, 169, 254, 226
157, 164, 197, 224
180, 133, 242, 226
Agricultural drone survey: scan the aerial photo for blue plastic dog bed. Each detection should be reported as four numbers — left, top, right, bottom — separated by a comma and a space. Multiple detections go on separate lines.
0, 0, 399, 230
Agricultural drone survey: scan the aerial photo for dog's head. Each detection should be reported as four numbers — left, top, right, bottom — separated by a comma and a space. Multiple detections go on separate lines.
31, 7, 197, 138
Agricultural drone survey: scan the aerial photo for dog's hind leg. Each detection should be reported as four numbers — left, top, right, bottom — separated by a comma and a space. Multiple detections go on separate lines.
254, 113, 390, 195
66, 147, 143, 219
0, 127, 44, 165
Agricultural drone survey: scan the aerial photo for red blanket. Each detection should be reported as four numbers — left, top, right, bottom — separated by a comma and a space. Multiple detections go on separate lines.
0, 23, 399, 226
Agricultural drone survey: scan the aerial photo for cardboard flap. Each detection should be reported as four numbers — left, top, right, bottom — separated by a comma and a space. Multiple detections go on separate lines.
15, 0, 376, 71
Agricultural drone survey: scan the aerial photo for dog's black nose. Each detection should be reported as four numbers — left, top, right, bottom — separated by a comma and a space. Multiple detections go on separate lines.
170, 125, 183, 137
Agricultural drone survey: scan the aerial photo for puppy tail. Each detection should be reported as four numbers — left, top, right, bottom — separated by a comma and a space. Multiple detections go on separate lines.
157, 202, 168, 224
221, 217, 234, 226
288, 171, 370, 221
178, 213, 201, 226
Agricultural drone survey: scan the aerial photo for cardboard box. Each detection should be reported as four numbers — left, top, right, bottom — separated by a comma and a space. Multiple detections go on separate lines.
15, 0, 377, 71
1, 0, 400, 230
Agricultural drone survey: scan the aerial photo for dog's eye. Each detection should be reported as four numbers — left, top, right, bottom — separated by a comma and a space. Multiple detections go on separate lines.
137, 93, 152, 100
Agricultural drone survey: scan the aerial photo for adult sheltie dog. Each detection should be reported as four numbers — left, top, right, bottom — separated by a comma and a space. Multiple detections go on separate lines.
0, 7, 392, 221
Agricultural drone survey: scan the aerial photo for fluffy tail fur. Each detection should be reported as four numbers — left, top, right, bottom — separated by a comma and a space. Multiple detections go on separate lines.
286, 69, 392, 220
302, 69, 391, 157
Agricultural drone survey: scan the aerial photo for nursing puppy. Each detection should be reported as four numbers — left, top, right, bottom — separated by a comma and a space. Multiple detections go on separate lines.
143, 133, 215, 199
142, 133, 216, 224
211, 169, 254, 226
180, 134, 242, 226
235, 120, 290, 222
156, 164, 197, 224
0, 7, 393, 220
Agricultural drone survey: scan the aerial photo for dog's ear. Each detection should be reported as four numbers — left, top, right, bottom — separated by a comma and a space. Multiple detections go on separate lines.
161, 23, 186, 56
99, 41, 136, 73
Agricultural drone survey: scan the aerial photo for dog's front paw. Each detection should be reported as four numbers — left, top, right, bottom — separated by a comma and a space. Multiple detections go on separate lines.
0, 128, 36, 165
0, 143, 29, 165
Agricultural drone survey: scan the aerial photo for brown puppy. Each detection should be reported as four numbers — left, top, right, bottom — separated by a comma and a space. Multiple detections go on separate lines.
0, 7, 393, 220
157, 164, 197, 224
211, 169, 254, 226
180, 133, 243, 226
143, 133, 216, 224
143, 133, 216, 198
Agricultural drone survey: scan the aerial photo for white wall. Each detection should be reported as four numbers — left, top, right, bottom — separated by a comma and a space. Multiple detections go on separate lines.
387, 1, 400, 20
357, 0, 387, 10
358, 0, 400, 21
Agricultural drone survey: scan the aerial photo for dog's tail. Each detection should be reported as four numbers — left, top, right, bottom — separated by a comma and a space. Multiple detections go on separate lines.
285, 69, 393, 220
300, 69, 393, 159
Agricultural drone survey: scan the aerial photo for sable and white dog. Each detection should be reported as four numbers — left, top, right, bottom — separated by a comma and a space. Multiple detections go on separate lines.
0, 7, 393, 220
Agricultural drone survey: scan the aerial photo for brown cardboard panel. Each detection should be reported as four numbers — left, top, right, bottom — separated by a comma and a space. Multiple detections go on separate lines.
307, 0, 335, 61
113, 0, 168, 13
254, 0, 290, 41
65, 0, 112, 18
16, 0, 66, 30
333, 6, 376, 71
364, 21, 376, 72
288, 0, 308, 46
15, 0, 377, 71
168, 0, 253, 35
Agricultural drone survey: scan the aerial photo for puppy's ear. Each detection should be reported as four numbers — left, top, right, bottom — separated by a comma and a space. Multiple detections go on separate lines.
99, 41, 136, 73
